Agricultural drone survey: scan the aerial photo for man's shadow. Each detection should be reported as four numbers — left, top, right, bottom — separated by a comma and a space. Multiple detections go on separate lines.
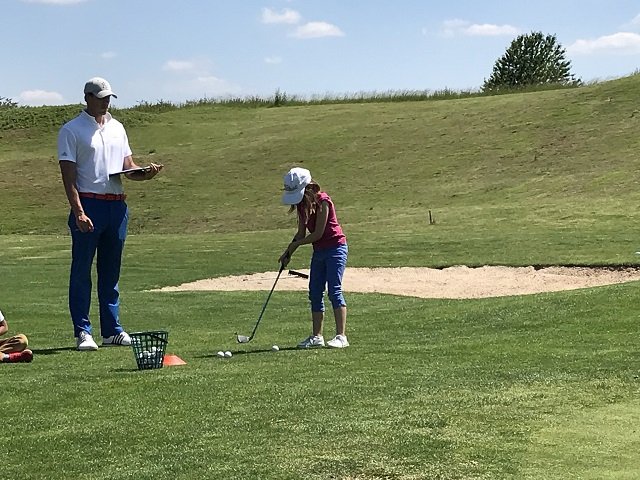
31, 346, 77, 355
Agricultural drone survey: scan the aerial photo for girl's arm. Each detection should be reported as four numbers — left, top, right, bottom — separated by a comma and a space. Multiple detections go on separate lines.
291, 201, 329, 248
293, 214, 307, 242
279, 202, 329, 265
279, 212, 308, 266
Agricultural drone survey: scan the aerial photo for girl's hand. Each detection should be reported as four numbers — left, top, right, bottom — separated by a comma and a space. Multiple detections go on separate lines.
279, 252, 290, 267
279, 243, 297, 266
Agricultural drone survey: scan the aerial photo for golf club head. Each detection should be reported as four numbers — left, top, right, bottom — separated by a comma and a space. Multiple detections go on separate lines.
288, 269, 309, 279
236, 334, 251, 344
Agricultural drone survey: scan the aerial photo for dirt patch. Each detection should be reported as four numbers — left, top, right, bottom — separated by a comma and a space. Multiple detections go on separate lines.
154, 266, 640, 299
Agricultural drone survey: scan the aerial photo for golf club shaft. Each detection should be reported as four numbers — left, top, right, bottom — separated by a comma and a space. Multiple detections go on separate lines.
248, 263, 285, 339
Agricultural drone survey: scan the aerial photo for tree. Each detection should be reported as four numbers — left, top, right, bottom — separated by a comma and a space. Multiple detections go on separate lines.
0, 96, 17, 108
483, 32, 579, 92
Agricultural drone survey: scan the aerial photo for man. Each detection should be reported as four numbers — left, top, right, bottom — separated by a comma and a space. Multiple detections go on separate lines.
57, 77, 163, 351
0, 309, 33, 363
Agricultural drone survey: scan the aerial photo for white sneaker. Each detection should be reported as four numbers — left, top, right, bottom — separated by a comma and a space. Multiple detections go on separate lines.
102, 331, 132, 347
327, 334, 349, 348
77, 331, 98, 351
297, 335, 325, 348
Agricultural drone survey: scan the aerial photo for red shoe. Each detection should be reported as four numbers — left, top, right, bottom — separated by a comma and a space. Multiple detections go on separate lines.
7, 349, 33, 363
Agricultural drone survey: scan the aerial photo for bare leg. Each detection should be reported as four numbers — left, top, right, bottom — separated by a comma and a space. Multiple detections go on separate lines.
334, 306, 347, 336
312, 311, 324, 337
0, 334, 28, 354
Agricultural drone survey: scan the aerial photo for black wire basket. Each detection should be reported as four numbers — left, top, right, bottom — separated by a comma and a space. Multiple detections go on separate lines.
130, 331, 168, 370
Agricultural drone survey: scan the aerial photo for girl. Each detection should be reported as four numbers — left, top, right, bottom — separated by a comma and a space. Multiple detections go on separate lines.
279, 167, 349, 348
0, 309, 33, 363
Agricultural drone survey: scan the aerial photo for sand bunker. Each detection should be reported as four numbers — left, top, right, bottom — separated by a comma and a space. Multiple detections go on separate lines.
154, 266, 640, 299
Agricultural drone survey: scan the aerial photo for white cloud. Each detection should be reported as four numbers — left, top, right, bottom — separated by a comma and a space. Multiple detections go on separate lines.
163, 60, 198, 72
158, 57, 241, 100
264, 56, 283, 64
21, 0, 87, 4
567, 32, 640, 55
441, 19, 519, 38
195, 76, 241, 92
261, 7, 343, 40
18, 90, 65, 106
101, 51, 117, 59
441, 19, 470, 37
620, 13, 640, 30
261, 7, 301, 24
162, 57, 217, 76
290, 22, 344, 39
162, 76, 243, 100
465, 23, 519, 36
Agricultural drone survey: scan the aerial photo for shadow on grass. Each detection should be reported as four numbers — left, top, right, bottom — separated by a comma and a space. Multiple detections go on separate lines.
197, 346, 299, 358
113, 367, 158, 373
108, 347, 309, 372
31, 346, 77, 355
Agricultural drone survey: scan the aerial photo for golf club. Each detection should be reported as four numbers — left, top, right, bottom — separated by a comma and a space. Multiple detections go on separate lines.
288, 269, 309, 279
236, 261, 286, 344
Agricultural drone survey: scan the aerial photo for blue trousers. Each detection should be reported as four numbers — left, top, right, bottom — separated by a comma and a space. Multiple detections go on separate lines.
67, 198, 128, 338
308, 244, 348, 312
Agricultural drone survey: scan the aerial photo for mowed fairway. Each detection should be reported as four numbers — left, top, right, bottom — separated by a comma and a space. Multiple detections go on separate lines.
1, 76, 640, 479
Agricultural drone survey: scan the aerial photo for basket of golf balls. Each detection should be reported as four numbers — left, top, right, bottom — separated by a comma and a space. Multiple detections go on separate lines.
130, 331, 168, 370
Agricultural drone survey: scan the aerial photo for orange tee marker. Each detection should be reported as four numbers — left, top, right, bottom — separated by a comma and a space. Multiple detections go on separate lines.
163, 354, 187, 366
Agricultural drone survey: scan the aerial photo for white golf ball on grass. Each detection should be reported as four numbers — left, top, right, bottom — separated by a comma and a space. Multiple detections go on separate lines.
272, 345, 279, 352
216, 351, 225, 358
224, 351, 232, 358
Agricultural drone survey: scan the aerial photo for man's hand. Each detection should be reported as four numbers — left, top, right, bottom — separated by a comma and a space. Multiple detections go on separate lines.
143, 163, 163, 179
126, 163, 164, 181
75, 212, 94, 233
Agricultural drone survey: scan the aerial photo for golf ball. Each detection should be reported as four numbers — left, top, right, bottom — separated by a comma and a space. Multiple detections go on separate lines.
272, 345, 279, 352
216, 351, 225, 358
224, 351, 232, 358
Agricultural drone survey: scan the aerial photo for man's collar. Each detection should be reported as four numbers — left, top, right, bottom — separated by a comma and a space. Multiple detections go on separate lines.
82, 110, 112, 125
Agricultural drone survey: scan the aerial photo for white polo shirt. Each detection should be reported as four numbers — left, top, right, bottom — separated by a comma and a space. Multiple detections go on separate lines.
57, 110, 133, 194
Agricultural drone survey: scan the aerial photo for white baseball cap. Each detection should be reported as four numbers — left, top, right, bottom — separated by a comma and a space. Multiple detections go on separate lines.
84, 77, 117, 98
282, 167, 312, 205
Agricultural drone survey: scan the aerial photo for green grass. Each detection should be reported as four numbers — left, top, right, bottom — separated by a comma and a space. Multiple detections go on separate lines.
1, 77, 640, 479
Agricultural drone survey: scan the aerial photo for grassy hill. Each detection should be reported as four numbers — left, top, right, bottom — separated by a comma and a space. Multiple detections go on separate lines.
2, 78, 640, 479
1, 76, 639, 268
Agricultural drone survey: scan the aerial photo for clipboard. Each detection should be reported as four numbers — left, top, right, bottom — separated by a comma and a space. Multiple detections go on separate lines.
109, 167, 151, 176
109, 164, 164, 177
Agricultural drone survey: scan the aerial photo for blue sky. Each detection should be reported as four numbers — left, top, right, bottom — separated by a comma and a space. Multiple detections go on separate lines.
3, 0, 640, 106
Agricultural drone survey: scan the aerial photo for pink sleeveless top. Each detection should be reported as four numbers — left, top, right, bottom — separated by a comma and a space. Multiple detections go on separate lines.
298, 192, 346, 251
